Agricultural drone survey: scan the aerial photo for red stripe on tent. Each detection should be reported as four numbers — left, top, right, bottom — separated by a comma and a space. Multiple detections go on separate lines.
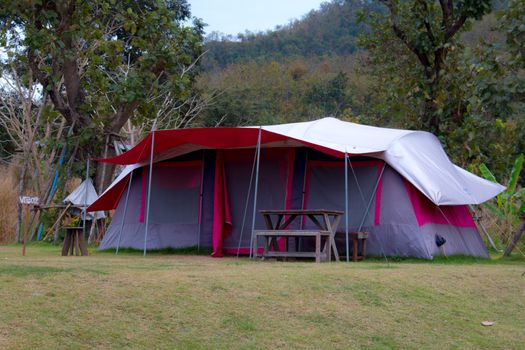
374, 164, 385, 225
403, 180, 476, 228
96, 128, 347, 166
87, 175, 130, 212
285, 149, 296, 211
211, 151, 232, 257
154, 160, 202, 168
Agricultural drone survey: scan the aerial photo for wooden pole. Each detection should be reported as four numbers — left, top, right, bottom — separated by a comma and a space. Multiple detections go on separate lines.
504, 214, 525, 257
42, 203, 72, 241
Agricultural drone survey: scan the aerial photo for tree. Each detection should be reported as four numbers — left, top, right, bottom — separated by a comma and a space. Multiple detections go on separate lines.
0, 0, 204, 191
359, 0, 492, 134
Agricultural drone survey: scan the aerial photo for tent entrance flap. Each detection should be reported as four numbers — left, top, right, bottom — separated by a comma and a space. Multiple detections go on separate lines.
219, 148, 295, 255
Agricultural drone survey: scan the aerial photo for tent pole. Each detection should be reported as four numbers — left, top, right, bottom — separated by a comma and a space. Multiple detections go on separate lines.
344, 151, 349, 263
348, 157, 366, 205
356, 164, 388, 264
357, 165, 385, 231
143, 131, 155, 257
82, 158, 90, 239
236, 148, 257, 258
469, 205, 500, 251
116, 171, 134, 255
249, 127, 262, 259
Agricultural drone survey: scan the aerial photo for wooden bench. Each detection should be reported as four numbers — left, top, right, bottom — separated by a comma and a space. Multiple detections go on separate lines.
254, 230, 332, 263
349, 231, 368, 262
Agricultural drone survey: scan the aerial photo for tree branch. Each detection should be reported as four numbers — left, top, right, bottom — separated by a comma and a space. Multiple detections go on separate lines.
380, 0, 432, 75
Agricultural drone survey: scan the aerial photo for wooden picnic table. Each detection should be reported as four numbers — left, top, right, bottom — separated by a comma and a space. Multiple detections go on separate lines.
254, 209, 343, 263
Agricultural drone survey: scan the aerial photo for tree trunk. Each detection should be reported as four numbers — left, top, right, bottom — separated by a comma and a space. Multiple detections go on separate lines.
503, 216, 525, 257
424, 80, 441, 135
94, 135, 117, 195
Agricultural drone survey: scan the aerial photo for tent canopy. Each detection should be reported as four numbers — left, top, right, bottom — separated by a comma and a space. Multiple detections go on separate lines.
65, 178, 106, 219
90, 117, 504, 211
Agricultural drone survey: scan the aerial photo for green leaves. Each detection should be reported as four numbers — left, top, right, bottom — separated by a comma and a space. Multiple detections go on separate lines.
479, 154, 524, 225
508, 154, 524, 196
479, 163, 498, 183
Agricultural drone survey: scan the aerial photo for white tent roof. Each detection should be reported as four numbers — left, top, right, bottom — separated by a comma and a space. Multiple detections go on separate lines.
263, 118, 505, 205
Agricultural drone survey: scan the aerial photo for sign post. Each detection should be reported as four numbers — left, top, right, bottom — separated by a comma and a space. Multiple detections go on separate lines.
19, 196, 40, 256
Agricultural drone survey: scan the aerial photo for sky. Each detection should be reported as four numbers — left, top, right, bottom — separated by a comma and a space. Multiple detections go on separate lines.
188, 0, 326, 36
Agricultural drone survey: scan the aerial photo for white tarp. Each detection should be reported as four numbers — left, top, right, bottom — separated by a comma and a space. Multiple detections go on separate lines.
64, 178, 106, 219
262, 118, 505, 205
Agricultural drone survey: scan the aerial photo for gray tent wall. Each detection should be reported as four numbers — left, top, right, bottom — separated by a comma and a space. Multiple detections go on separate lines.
99, 147, 489, 259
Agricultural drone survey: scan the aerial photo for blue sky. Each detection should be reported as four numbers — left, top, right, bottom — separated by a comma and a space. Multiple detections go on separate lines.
188, 0, 326, 36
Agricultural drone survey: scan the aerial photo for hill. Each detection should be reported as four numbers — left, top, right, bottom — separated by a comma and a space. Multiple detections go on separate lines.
202, 0, 381, 70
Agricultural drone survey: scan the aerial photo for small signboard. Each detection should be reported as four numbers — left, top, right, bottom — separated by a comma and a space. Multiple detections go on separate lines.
19, 196, 40, 205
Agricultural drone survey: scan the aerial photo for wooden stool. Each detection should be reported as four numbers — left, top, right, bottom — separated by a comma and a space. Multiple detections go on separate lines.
61, 227, 89, 256
350, 232, 368, 262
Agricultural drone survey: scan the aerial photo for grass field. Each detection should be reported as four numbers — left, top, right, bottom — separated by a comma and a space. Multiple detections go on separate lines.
0, 244, 524, 349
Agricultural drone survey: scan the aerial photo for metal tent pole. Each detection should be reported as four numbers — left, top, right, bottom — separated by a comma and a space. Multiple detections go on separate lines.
344, 151, 350, 262
356, 164, 389, 264
82, 158, 90, 238
236, 148, 257, 258
357, 165, 385, 231
116, 170, 134, 255
143, 131, 155, 256
249, 127, 262, 259
348, 157, 365, 205
469, 205, 499, 251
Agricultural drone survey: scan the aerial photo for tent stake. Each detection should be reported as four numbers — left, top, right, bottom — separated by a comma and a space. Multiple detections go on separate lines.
344, 151, 349, 262
116, 170, 134, 255
82, 158, 90, 239
249, 127, 262, 259
144, 131, 155, 256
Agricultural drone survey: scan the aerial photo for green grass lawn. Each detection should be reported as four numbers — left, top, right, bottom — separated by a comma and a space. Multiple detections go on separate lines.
0, 244, 524, 349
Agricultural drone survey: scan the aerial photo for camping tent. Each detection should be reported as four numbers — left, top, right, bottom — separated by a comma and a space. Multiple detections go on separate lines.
88, 117, 505, 259
64, 178, 106, 220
